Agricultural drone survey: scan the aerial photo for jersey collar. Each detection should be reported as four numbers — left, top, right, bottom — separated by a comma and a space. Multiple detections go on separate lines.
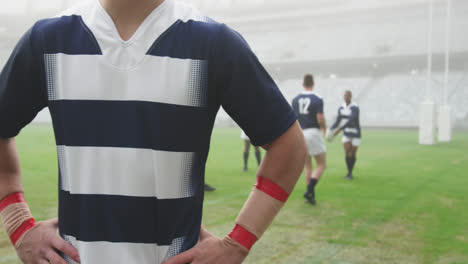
73, 0, 187, 70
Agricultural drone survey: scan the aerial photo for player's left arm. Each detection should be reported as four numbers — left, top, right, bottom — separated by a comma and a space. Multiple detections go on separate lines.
164, 24, 306, 264
164, 122, 306, 264
330, 108, 342, 130
317, 113, 327, 136
316, 99, 326, 136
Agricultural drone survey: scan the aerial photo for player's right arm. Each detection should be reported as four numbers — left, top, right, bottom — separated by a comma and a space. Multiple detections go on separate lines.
0, 139, 81, 264
165, 24, 304, 264
316, 99, 326, 136
0, 26, 81, 264
330, 108, 341, 130
317, 113, 327, 136
331, 108, 343, 136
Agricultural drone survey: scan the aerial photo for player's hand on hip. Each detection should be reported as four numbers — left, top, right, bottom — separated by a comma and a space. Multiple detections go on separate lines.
16, 218, 81, 264
163, 227, 248, 264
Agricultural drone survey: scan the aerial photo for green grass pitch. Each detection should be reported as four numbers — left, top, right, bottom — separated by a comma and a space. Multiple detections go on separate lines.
1, 125, 467, 264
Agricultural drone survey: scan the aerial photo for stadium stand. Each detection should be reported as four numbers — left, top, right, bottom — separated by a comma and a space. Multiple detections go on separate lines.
1, 0, 468, 128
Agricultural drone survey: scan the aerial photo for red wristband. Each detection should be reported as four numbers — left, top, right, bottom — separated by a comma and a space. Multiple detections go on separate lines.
0, 192, 26, 212
228, 224, 257, 250
0, 193, 36, 246
255, 177, 289, 202
10, 218, 36, 245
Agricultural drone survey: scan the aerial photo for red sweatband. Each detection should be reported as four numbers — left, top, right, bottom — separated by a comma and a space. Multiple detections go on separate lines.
10, 218, 36, 245
228, 224, 258, 250
0, 192, 26, 212
0, 192, 36, 246
254, 177, 289, 202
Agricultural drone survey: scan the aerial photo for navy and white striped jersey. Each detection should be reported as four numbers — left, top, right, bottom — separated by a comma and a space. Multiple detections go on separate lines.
331, 102, 361, 138
0, 0, 296, 262
292, 91, 324, 130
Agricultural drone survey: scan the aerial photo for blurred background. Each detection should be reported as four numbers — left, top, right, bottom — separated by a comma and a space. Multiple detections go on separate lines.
1, 0, 467, 129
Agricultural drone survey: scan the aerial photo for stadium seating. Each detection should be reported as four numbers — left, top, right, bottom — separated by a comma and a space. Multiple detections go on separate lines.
215, 72, 468, 129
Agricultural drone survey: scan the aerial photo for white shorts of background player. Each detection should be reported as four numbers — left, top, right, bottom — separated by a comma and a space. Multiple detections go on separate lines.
303, 128, 326, 156
342, 136, 361, 147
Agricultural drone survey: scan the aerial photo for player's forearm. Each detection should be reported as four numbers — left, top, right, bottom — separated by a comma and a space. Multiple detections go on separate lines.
0, 138, 23, 198
319, 120, 327, 135
227, 122, 306, 250
0, 138, 36, 248
330, 117, 340, 130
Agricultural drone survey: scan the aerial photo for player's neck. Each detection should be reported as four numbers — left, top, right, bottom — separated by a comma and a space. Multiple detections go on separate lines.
304, 88, 313, 92
100, 0, 165, 41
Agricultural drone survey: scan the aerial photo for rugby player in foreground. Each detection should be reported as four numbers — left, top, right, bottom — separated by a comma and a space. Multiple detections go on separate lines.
0, 0, 306, 263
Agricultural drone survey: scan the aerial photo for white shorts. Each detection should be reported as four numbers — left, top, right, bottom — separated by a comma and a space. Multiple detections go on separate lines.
241, 131, 250, 141
303, 128, 326, 156
342, 136, 361, 147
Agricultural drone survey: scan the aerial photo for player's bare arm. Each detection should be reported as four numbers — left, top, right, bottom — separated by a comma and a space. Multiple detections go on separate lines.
317, 113, 327, 136
0, 139, 81, 264
0, 139, 22, 196
165, 122, 306, 264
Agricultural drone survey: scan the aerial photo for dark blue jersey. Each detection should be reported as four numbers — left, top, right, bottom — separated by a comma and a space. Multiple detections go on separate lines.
292, 91, 324, 129
331, 103, 361, 138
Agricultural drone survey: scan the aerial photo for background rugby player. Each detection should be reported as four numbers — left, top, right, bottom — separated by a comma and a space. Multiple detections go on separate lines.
331, 90, 362, 180
292, 74, 327, 205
